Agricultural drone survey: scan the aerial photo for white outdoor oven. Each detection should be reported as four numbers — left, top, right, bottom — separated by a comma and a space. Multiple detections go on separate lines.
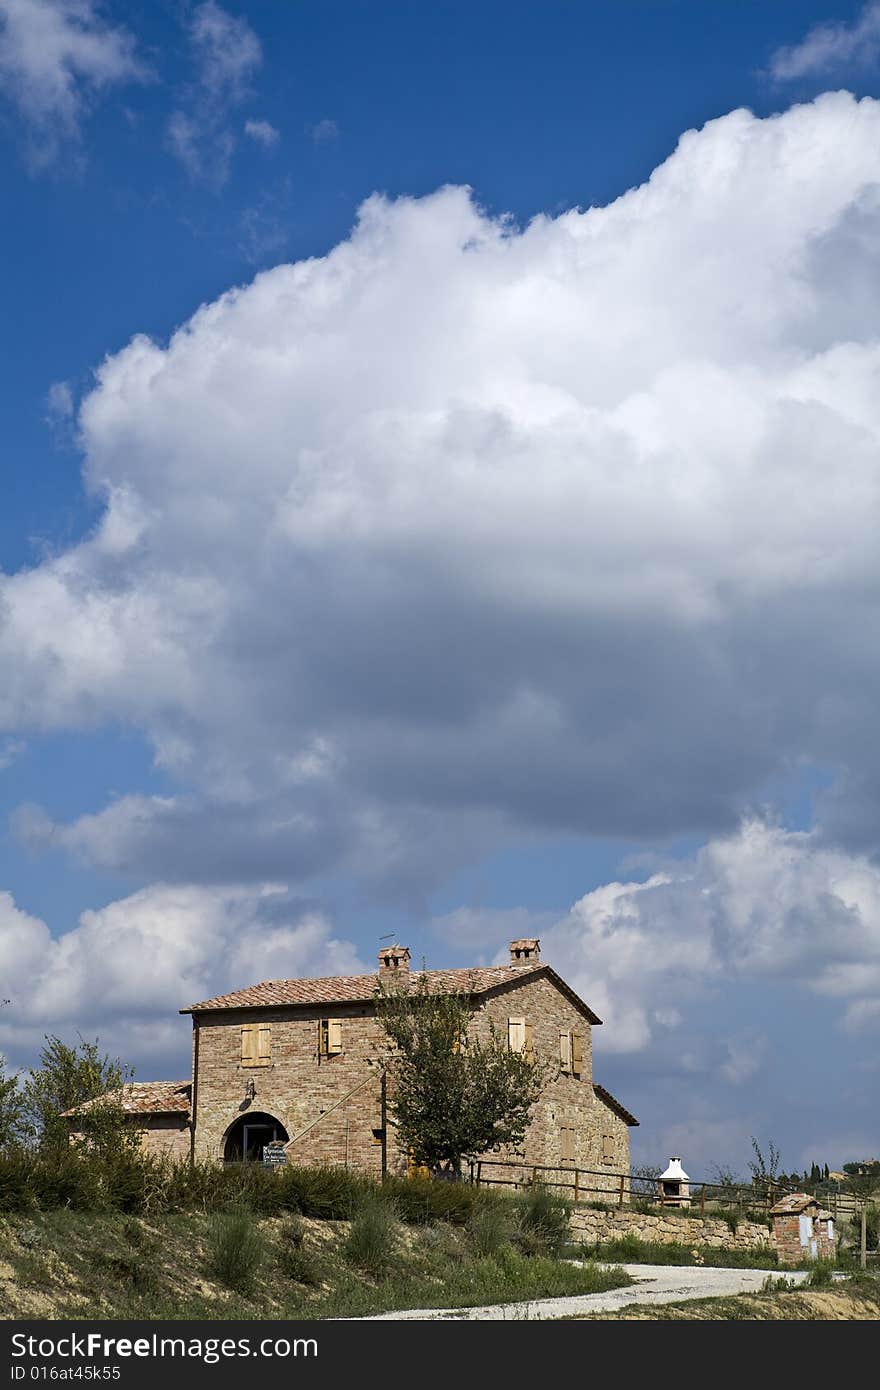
657, 1156, 691, 1208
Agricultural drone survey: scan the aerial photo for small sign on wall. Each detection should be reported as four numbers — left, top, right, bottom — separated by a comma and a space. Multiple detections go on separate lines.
262, 1141, 289, 1168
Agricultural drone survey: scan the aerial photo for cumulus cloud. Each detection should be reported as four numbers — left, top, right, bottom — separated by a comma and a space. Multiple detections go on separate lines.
308, 117, 338, 144
0, 881, 366, 1071
499, 820, 880, 1054
3, 94, 880, 894
45, 379, 73, 421
243, 117, 278, 148
168, 1, 262, 186
770, 3, 880, 81
0, 737, 24, 770
0, 0, 146, 166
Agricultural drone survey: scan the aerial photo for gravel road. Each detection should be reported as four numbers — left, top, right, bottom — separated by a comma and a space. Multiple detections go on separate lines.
352, 1264, 811, 1320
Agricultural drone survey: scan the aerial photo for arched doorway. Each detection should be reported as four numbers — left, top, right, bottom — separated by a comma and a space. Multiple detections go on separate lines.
223, 1112, 289, 1163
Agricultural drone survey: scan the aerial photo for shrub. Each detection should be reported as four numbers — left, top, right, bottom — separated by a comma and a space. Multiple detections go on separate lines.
90, 1247, 159, 1296
466, 1200, 514, 1259
515, 1184, 570, 1258
381, 1174, 482, 1226
277, 1216, 320, 1286
807, 1258, 835, 1288
205, 1206, 265, 1293
715, 1207, 741, 1235
343, 1198, 398, 1278
583, 1235, 779, 1269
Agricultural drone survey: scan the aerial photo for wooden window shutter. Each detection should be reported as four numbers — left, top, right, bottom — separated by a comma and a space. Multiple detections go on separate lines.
257, 1023, 271, 1062
559, 1031, 572, 1072
327, 1019, 343, 1054
602, 1133, 614, 1163
571, 1032, 583, 1075
561, 1125, 575, 1164
240, 1025, 256, 1065
524, 1021, 534, 1060
508, 1017, 525, 1053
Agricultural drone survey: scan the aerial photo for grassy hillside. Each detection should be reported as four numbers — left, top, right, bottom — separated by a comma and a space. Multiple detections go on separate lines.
0, 1204, 630, 1320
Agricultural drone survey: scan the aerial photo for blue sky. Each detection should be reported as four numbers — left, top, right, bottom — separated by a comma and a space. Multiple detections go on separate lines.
1, 0, 879, 1175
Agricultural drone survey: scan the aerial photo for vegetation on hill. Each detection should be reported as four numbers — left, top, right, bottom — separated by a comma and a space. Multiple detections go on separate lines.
0, 1185, 630, 1320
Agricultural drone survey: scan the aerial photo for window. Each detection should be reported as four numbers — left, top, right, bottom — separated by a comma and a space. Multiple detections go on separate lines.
507, 1017, 534, 1058
601, 1133, 615, 1164
560, 1125, 576, 1165
319, 1018, 343, 1056
241, 1023, 271, 1067
560, 1030, 583, 1076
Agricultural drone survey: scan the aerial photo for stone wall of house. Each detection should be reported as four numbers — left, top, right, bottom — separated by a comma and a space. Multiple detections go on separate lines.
68, 1115, 191, 1162
472, 974, 631, 1187
138, 1115, 191, 1161
191, 968, 633, 1177
192, 1003, 387, 1173
570, 1204, 772, 1252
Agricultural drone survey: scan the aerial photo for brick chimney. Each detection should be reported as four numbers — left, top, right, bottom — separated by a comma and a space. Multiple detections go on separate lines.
378, 944, 411, 976
509, 938, 541, 965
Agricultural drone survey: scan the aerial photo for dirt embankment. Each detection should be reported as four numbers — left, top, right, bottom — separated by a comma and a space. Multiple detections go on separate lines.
586, 1285, 880, 1320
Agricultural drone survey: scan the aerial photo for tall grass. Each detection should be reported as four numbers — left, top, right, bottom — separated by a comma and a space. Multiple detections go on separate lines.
466, 1200, 514, 1258
343, 1198, 399, 1277
581, 1234, 781, 1269
205, 1206, 265, 1292
516, 1185, 571, 1257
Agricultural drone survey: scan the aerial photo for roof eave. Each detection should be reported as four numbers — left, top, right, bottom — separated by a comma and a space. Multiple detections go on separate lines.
594, 1082, 639, 1127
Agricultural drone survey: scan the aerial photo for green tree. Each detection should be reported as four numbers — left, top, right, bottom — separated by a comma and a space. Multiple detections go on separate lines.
376, 976, 552, 1175
22, 1034, 134, 1155
0, 1054, 28, 1151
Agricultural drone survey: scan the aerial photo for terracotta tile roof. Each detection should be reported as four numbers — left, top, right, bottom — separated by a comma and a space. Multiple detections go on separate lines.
181, 963, 602, 1024
62, 1082, 191, 1119
769, 1192, 818, 1215
593, 1083, 639, 1127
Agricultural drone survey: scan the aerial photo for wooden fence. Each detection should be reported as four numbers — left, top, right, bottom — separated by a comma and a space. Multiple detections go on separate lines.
465, 1157, 873, 1222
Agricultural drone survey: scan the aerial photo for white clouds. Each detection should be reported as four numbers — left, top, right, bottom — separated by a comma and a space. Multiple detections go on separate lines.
168, 1, 262, 186
0, 737, 24, 770
244, 117, 278, 148
189, 0, 260, 103
309, 117, 338, 145
0, 0, 145, 165
524, 820, 880, 1054
770, 3, 880, 81
3, 94, 880, 891
0, 880, 366, 1069
45, 379, 73, 421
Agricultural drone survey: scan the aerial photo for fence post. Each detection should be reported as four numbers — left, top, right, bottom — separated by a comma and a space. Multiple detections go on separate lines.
574, 1169, 579, 1203
700, 1186, 705, 1218
861, 1208, 867, 1271
618, 1174, 625, 1209
476, 1160, 482, 1189
532, 1166, 538, 1188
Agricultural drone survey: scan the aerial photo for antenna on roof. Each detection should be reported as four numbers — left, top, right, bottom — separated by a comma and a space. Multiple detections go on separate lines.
378, 932, 395, 942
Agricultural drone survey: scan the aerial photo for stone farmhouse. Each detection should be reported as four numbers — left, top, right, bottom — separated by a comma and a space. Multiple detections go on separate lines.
67, 938, 638, 1179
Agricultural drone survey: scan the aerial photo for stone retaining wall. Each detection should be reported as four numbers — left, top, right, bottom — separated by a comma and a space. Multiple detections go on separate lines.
570, 1203, 772, 1251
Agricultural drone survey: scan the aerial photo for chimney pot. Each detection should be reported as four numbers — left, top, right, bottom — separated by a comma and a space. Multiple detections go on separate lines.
509, 938, 541, 965
378, 944, 411, 975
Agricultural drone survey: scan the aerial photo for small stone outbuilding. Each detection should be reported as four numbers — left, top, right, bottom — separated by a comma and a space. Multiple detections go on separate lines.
769, 1192, 836, 1266
63, 1081, 191, 1160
